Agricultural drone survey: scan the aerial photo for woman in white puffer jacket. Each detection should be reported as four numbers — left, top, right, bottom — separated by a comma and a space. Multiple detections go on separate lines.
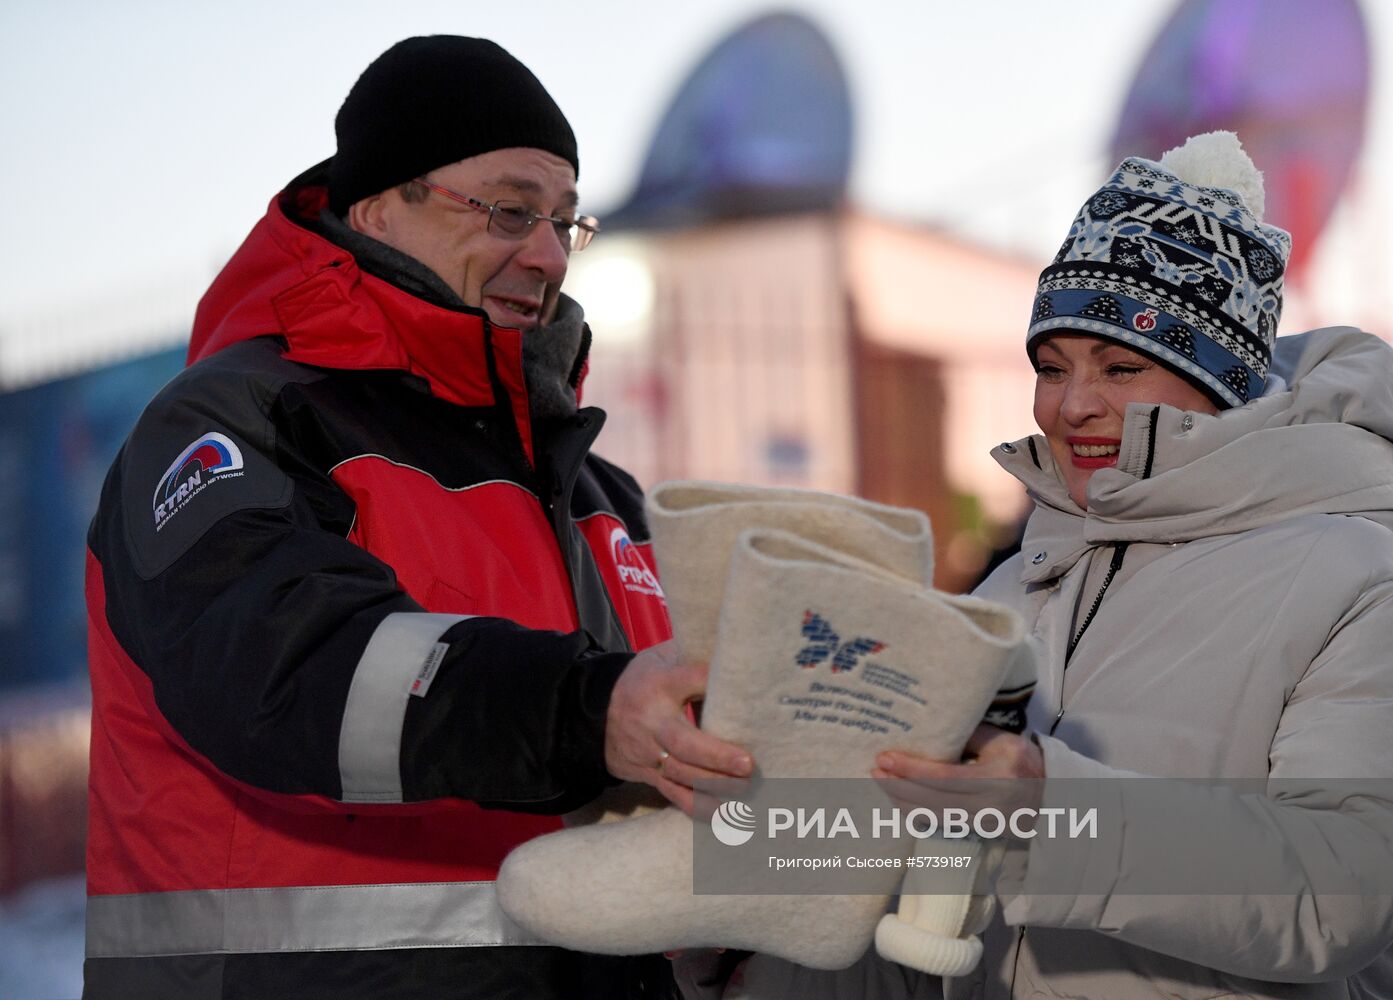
716, 133, 1393, 1000
879, 133, 1393, 1000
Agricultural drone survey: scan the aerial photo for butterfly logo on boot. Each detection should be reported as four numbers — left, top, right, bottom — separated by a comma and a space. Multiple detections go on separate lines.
796, 610, 887, 673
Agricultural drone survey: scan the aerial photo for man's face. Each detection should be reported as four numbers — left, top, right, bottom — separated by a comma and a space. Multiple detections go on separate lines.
351, 147, 576, 328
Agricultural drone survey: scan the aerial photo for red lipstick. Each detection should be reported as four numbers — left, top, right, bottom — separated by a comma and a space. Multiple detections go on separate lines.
1066, 436, 1121, 469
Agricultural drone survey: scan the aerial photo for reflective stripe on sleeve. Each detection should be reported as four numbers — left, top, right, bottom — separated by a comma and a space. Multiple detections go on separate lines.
338, 612, 471, 802
86, 881, 544, 958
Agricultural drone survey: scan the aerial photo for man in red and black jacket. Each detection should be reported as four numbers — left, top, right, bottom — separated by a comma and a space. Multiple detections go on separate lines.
83, 36, 752, 1000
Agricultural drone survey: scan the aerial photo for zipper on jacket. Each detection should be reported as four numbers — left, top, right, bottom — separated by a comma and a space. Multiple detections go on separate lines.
540, 412, 630, 654
1008, 925, 1026, 998
1065, 542, 1128, 663
1027, 408, 1155, 990
1050, 541, 1129, 736
1051, 406, 1156, 736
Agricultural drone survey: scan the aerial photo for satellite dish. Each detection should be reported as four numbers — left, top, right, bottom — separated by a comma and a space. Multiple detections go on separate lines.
608, 11, 853, 229
1110, 0, 1370, 280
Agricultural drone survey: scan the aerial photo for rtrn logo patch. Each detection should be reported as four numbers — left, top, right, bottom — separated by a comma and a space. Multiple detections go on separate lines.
609, 527, 664, 598
152, 432, 245, 530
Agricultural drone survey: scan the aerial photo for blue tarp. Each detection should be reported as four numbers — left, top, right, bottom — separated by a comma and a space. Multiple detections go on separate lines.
0, 346, 185, 692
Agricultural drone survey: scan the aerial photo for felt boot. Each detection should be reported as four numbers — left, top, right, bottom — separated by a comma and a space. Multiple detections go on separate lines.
875, 837, 1007, 976
497, 529, 1030, 970
645, 480, 935, 661
568, 480, 936, 828
875, 659, 1035, 975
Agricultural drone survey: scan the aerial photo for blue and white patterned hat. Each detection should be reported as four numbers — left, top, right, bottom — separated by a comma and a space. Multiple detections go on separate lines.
1027, 132, 1292, 408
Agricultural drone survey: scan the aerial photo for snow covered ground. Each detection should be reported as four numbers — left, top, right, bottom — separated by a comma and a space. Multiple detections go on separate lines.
0, 875, 85, 1000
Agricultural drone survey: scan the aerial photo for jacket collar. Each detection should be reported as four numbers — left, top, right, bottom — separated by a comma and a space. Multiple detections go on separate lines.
997, 327, 1393, 585
188, 166, 536, 461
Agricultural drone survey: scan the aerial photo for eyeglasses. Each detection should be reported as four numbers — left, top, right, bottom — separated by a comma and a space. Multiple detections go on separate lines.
412, 177, 599, 251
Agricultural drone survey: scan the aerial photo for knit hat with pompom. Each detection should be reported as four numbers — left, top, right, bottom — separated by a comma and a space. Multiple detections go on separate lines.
1027, 131, 1291, 408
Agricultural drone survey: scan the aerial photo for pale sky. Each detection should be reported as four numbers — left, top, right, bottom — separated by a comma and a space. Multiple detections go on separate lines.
1, 0, 1389, 345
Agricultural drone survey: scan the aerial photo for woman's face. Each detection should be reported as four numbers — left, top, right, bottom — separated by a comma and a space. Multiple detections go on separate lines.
1033, 333, 1219, 510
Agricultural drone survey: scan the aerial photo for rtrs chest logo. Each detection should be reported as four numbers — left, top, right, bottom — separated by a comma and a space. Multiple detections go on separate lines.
609, 527, 665, 598
796, 610, 886, 673
152, 432, 245, 530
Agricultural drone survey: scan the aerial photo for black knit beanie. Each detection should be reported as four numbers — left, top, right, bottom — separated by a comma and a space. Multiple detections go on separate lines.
328, 36, 579, 215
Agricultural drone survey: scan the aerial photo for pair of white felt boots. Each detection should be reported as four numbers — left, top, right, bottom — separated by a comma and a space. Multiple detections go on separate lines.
497, 481, 1034, 976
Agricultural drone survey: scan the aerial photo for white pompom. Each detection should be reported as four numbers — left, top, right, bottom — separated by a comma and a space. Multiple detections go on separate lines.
1158, 130, 1266, 220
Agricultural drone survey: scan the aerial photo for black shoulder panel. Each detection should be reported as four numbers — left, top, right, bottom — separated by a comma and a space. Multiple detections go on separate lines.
115, 340, 321, 580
